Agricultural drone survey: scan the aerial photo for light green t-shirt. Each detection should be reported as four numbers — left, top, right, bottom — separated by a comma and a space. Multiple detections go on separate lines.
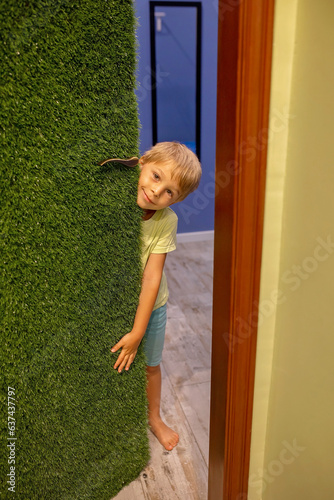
141, 207, 178, 311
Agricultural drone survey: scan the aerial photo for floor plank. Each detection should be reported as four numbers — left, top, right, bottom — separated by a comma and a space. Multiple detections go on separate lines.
175, 381, 211, 467
163, 313, 211, 388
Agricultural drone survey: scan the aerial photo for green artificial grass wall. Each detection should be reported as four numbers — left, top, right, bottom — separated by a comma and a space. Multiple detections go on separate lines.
0, 1, 149, 498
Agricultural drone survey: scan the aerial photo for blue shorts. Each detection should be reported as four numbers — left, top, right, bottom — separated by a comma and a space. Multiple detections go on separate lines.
143, 304, 167, 367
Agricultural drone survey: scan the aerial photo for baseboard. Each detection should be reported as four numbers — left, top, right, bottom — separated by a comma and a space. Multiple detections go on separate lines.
176, 230, 214, 244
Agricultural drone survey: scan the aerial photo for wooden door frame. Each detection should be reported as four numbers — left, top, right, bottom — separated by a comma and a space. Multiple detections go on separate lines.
208, 1, 275, 499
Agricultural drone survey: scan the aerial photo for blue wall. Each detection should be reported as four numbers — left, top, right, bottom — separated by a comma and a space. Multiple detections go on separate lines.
134, 0, 218, 233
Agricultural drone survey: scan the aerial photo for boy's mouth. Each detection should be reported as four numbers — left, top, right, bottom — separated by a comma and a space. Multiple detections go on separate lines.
143, 189, 154, 204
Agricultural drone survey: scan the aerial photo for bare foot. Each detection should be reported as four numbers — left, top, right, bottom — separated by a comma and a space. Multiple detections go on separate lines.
149, 416, 179, 451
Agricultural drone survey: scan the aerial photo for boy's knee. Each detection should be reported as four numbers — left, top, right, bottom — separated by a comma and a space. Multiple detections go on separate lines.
146, 364, 160, 374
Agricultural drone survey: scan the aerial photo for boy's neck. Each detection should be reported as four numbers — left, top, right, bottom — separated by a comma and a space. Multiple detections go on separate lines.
142, 209, 156, 221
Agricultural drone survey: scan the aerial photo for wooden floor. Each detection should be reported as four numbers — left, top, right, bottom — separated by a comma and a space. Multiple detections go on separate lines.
113, 239, 213, 500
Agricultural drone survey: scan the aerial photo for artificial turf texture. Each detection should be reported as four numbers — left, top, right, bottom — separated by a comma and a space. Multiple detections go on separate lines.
0, 1, 150, 498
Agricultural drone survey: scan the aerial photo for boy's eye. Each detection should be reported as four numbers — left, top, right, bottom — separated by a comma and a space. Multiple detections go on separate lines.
166, 189, 173, 197
153, 172, 159, 180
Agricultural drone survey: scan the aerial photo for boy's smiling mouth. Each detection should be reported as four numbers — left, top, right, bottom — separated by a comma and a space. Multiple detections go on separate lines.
143, 189, 154, 204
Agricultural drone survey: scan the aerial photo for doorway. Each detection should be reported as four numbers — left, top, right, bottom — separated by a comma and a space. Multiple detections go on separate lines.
133, 0, 276, 498
135, 0, 217, 234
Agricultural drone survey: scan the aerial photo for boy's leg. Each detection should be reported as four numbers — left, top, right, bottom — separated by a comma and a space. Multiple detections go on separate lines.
146, 364, 179, 451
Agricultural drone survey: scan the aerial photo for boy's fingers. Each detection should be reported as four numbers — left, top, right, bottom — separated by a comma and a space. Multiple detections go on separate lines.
113, 351, 125, 370
117, 357, 128, 373
117, 352, 135, 373
111, 346, 137, 372
126, 351, 137, 371
125, 356, 134, 371
114, 351, 129, 372
111, 341, 121, 353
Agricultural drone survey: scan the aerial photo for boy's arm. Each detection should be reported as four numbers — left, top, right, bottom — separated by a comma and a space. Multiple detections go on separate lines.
111, 252, 167, 373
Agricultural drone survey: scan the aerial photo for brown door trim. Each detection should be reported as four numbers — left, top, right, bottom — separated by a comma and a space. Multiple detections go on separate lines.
209, 1, 275, 499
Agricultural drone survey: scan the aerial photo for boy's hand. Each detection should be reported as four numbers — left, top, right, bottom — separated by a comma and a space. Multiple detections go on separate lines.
111, 331, 142, 373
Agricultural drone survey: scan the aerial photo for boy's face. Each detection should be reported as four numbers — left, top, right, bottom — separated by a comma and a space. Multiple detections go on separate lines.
137, 161, 181, 211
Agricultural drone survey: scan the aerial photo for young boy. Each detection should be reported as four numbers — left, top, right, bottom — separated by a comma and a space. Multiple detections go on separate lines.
111, 142, 201, 451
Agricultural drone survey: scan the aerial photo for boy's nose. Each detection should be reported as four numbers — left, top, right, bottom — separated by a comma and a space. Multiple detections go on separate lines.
152, 186, 162, 197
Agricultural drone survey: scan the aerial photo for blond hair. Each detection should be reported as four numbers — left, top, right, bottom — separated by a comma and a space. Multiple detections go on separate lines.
140, 142, 201, 201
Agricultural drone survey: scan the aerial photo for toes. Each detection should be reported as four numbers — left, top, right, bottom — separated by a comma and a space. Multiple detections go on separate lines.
167, 435, 179, 450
